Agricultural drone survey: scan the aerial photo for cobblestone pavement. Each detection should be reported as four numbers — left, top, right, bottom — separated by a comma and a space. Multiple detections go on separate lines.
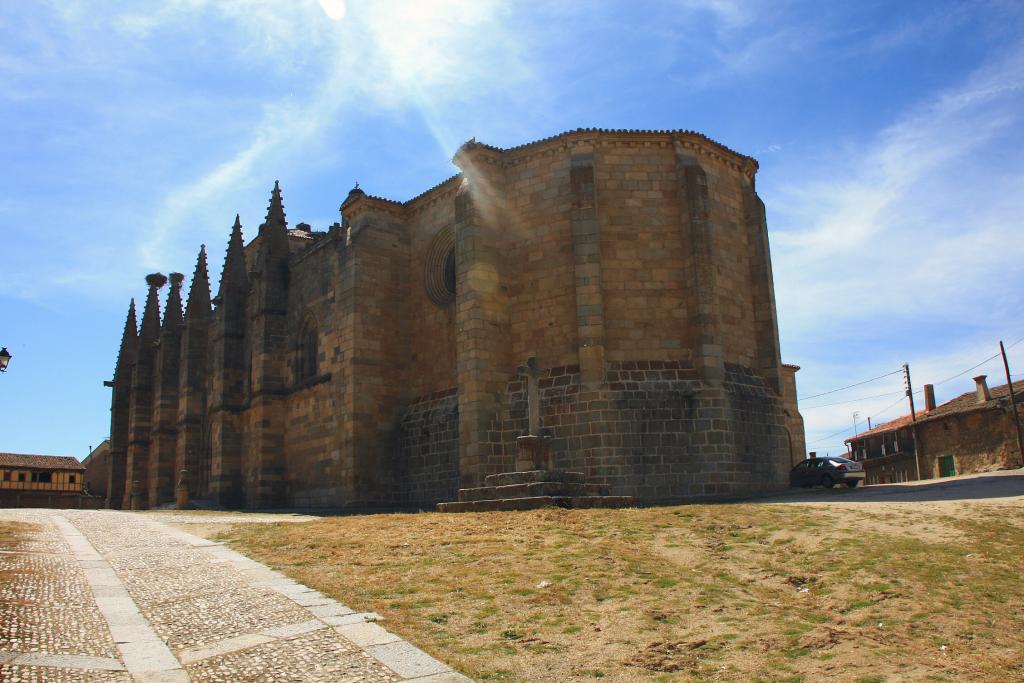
0, 509, 470, 682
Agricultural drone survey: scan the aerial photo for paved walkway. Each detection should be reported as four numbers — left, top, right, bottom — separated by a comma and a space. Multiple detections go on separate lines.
0, 509, 470, 682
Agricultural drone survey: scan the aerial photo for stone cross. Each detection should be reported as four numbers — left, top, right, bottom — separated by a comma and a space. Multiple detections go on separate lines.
516, 356, 546, 436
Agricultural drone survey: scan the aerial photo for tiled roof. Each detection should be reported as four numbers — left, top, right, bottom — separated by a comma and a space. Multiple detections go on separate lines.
0, 453, 85, 470
848, 379, 1024, 442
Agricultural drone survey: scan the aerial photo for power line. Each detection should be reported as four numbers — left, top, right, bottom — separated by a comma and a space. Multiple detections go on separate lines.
866, 394, 910, 423
932, 335, 1024, 388
799, 369, 903, 402
807, 391, 918, 445
801, 389, 903, 410
807, 424, 855, 445
933, 353, 1000, 387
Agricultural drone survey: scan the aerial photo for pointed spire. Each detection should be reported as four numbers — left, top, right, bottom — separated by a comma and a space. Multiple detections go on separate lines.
139, 273, 167, 346
116, 298, 138, 369
217, 215, 248, 302
163, 273, 184, 330
185, 244, 211, 319
261, 180, 287, 235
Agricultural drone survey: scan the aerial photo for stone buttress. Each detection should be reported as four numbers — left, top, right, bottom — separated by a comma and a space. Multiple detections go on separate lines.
105, 299, 136, 509
177, 246, 211, 500
208, 216, 248, 507
148, 272, 184, 506
124, 273, 165, 509
244, 183, 290, 508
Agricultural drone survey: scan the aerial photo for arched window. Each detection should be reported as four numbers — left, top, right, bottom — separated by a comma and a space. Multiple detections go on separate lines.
297, 316, 318, 381
425, 227, 456, 306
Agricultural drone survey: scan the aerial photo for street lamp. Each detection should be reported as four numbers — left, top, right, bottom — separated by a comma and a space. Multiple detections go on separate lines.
0, 347, 11, 373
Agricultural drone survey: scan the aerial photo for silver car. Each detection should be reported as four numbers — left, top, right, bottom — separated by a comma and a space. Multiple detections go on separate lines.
790, 456, 865, 489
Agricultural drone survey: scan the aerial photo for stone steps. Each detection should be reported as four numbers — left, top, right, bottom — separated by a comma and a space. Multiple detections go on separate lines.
484, 470, 588, 486
457, 481, 610, 502
437, 469, 634, 512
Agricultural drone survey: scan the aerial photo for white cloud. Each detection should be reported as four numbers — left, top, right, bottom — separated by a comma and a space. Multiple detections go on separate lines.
318, 0, 346, 21
773, 43, 1024, 334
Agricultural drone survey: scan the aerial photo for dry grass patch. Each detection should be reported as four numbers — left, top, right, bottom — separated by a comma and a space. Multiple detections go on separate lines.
212, 502, 1024, 682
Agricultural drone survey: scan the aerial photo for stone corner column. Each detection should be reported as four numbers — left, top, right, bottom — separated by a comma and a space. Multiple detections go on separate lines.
452, 162, 512, 488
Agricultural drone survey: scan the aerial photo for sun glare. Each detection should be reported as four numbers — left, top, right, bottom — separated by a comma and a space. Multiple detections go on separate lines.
319, 0, 346, 21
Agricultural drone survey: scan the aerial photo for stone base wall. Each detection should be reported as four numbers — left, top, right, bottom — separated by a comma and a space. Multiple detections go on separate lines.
290, 484, 351, 509
0, 491, 106, 510
398, 388, 459, 505
492, 361, 789, 502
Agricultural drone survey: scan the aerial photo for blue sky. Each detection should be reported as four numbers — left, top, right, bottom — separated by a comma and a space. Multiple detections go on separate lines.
2, 0, 1023, 459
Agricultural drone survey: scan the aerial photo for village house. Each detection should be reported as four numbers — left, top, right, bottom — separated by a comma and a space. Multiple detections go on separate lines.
0, 452, 96, 508
845, 375, 1024, 484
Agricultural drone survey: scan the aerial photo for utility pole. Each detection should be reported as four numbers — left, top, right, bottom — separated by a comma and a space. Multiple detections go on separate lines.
903, 363, 917, 422
905, 363, 922, 480
999, 341, 1024, 467
853, 411, 860, 437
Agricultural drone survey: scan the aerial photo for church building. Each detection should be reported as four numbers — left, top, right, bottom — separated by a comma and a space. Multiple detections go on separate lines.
104, 128, 806, 510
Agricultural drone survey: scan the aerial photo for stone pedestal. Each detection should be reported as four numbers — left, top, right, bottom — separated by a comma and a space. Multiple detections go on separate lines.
130, 480, 142, 511
515, 435, 553, 471
175, 469, 192, 510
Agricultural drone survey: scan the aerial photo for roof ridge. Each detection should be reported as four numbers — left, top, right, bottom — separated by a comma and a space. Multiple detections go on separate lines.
459, 127, 757, 166
0, 453, 86, 468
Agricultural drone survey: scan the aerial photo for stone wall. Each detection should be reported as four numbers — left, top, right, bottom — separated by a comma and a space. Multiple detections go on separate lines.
503, 151, 579, 368
593, 144, 692, 364
83, 443, 109, 498
489, 360, 788, 501
404, 183, 459, 400
398, 388, 460, 506
0, 491, 105, 509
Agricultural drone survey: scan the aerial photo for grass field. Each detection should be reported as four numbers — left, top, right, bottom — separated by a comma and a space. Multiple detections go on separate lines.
206, 497, 1024, 682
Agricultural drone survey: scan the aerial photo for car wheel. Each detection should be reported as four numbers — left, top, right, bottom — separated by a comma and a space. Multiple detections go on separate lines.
846, 480, 860, 488
821, 475, 835, 489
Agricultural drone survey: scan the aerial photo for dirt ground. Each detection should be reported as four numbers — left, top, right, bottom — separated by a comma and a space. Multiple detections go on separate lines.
162, 472, 1024, 682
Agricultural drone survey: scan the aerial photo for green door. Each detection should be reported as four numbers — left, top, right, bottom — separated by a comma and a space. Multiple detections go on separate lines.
938, 455, 956, 478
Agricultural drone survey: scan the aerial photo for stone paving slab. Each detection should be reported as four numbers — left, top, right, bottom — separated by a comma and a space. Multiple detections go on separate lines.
0, 512, 123, 665
0, 509, 472, 682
